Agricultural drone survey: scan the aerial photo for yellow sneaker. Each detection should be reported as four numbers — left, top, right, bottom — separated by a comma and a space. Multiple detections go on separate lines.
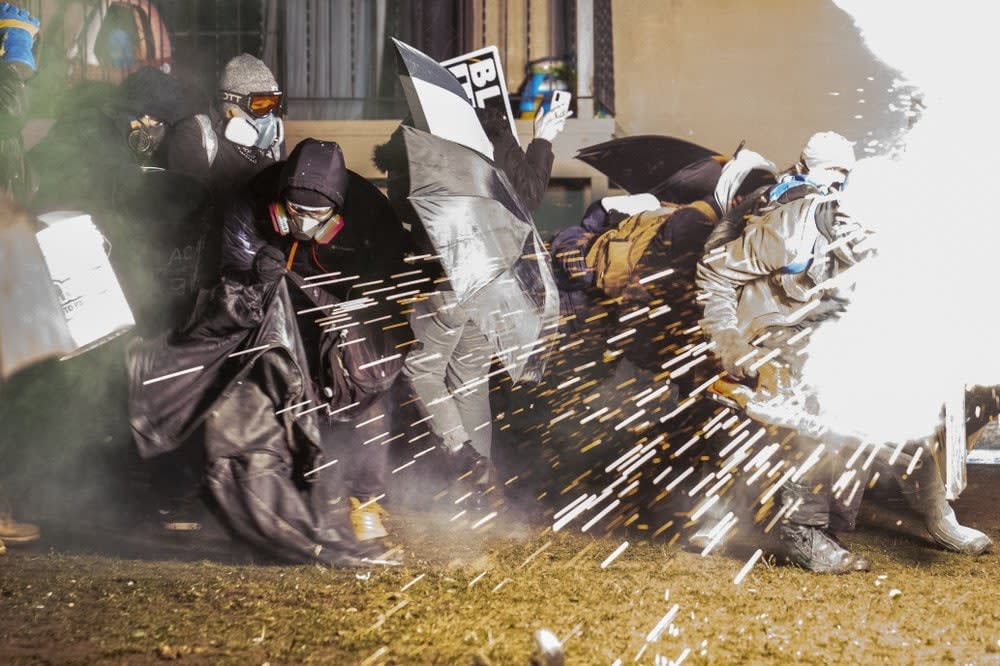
0, 509, 40, 545
350, 497, 389, 541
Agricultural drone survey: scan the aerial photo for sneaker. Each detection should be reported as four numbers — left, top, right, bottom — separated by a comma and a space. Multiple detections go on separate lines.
158, 498, 204, 532
0, 510, 40, 545
350, 497, 389, 541
468, 484, 493, 513
778, 522, 864, 574
443, 442, 490, 482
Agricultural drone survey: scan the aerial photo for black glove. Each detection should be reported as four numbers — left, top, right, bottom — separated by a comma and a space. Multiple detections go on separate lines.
252, 245, 286, 283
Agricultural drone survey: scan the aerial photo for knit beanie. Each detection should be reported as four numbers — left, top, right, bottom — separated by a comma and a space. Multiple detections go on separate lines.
219, 54, 278, 95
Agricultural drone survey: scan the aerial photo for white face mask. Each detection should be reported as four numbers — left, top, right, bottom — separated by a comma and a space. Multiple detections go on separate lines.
807, 167, 849, 191
223, 114, 283, 151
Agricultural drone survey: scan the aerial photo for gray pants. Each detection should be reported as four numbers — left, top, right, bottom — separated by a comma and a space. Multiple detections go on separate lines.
402, 290, 494, 458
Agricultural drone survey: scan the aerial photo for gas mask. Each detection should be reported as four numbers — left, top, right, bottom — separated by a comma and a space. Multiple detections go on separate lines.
219, 90, 284, 152
127, 116, 166, 165
269, 200, 344, 243
223, 113, 283, 151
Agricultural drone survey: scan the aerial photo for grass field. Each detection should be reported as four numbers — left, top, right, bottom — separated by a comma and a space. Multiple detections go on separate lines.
2, 469, 999, 665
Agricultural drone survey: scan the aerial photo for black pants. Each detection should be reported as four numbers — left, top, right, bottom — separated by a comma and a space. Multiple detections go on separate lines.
319, 394, 390, 500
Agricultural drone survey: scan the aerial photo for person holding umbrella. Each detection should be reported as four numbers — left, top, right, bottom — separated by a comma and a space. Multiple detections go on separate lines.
372, 96, 568, 508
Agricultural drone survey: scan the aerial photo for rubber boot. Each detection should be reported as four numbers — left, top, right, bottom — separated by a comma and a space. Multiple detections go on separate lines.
778, 481, 869, 573
898, 458, 992, 555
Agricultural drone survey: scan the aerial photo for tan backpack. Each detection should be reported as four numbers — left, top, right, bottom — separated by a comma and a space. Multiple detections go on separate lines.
584, 200, 715, 296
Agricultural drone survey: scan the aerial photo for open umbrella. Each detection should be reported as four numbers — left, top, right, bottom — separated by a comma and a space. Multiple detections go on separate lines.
576, 135, 726, 203
402, 126, 559, 383
392, 38, 493, 159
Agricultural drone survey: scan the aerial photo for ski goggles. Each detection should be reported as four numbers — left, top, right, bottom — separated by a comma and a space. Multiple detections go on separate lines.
285, 201, 336, 223
219, 90, 284, 118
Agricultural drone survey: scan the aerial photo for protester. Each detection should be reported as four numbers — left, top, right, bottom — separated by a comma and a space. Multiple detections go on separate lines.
373, 104, 568, 507
167, 53, 285, 205
696, 132, 991, 572
129, 138, 408, 561
29, 66, 201, 213
0, 3, 45, 553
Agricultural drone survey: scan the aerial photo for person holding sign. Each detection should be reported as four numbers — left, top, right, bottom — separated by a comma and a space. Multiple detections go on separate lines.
372, 84, 568, 510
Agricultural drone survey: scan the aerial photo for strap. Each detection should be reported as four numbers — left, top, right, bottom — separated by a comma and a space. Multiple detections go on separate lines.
194, 114, 218, 167
781, 196, 823, 274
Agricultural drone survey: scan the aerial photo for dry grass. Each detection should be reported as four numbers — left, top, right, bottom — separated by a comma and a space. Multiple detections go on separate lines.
2, 489, 1000, 665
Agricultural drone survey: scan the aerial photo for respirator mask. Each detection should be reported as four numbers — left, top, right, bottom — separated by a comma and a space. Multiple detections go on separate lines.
220, 90, 284, 151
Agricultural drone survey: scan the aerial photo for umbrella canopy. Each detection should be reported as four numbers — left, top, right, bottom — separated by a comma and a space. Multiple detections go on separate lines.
402, 126, 559, 383
576, 135, 726, 203
392, 38, 493, 159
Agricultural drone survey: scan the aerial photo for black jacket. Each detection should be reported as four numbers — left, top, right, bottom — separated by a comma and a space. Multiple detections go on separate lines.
167, 109, 282, 208
0, 64, 32, 203
222, 140, 407, 294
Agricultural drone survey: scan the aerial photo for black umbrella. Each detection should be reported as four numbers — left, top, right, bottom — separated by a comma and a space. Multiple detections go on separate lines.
576, 135, 726, 203
402, 126, 559, 383
392, 38, 494, 159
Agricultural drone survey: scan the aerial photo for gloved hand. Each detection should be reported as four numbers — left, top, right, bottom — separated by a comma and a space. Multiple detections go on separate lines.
713, 328, 758, 380
252, 244, 287, 282
0, 3, 40, 74
533, 105, 569, 142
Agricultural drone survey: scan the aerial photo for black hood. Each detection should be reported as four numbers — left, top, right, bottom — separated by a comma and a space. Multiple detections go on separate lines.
279, 139, 348, 208
118, 67, 204, 126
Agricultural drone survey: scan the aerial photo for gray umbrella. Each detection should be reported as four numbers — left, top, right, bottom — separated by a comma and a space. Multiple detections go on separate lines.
402, 126, 559, 383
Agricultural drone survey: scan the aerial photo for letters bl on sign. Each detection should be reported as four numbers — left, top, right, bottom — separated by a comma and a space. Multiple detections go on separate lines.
441, 46, 520, 145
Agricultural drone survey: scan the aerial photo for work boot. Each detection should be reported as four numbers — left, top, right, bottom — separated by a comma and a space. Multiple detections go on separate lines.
898, 458, 992, 555
778, 522, 864, 574
350, 497, 389, 541
0, 538, 6, 555
0, 501, 40, 545
442, 441, 490, 483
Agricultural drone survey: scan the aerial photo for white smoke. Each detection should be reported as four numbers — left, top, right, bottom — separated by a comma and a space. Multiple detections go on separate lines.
802, 1, 1000, 443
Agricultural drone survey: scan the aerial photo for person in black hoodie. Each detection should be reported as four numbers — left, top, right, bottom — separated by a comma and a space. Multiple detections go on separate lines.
129, 138, 410, 563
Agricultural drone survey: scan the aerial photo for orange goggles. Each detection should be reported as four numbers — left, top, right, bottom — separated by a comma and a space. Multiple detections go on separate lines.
220, 90, 284, 118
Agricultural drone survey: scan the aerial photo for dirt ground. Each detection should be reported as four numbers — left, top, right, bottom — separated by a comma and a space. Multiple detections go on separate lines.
2, 467, 999, 665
